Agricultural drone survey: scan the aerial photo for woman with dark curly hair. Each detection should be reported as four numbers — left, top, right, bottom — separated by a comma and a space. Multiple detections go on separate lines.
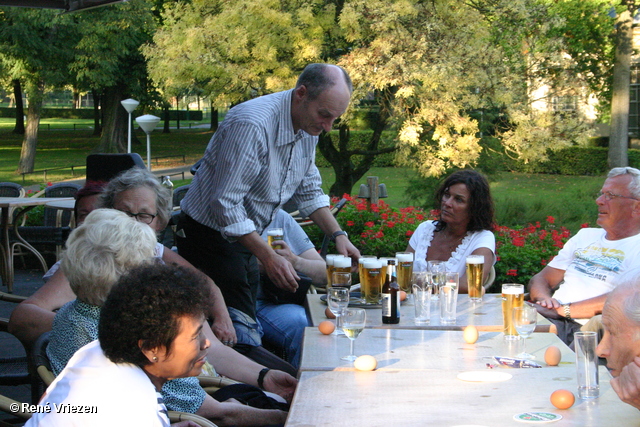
28, 263, 287, 427
406, 170, 496, 293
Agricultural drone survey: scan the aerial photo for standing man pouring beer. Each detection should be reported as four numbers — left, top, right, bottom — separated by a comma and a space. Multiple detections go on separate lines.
177, 64, 361, 361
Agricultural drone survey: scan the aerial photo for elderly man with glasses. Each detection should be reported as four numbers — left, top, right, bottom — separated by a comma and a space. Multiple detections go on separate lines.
529, 167, 640, 346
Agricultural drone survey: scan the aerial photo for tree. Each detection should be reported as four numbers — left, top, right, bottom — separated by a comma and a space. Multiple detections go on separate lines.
148, 0, 614, 194
608, 1, 636, 168
70, 1, 158, 153
0, 7, 76, 173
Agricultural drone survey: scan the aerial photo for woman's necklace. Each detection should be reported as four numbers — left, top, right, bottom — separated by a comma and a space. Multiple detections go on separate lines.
441, 230, 465, 251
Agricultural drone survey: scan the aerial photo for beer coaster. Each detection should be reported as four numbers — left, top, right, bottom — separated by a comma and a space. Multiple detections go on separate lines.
513, 412, 562, 423
456, 371, 512, 382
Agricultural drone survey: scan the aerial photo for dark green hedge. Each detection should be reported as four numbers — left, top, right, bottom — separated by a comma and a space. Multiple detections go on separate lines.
514, 147, 640, 175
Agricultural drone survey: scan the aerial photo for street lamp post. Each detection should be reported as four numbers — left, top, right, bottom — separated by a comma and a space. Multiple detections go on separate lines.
120, 98, 139, 154
135, 114, 161, 171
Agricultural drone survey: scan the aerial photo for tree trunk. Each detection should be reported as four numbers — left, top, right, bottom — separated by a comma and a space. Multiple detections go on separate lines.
12, 79, 25, 135
17, 79, 45, 174
318, 89, 396, 197
92, 89, 102, 136
176, 96, 181, 130
96, 85, 128, 153
163, 104, 171, 133
72, 88, 79, 109
609, 6, 633, 168
210, 101, 218, 132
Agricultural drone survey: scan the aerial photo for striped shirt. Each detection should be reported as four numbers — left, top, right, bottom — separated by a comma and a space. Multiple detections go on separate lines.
181, 89, 329, 240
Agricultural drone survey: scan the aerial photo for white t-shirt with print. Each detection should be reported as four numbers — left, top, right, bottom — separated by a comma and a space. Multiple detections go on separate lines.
550, 228, 640, 308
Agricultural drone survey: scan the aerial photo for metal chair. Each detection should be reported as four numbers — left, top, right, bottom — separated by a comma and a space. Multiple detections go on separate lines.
85, 153, 146, 182
0, 182, 25, 226
173, 184, 191, 208
16, 183, 81, 264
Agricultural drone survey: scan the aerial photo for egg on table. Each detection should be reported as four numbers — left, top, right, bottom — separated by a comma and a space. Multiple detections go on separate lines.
550, 389, 575, 409
463, 325, 479, 344
354, 355, 377, 371
544, 345, 562, 366
318, 320, 336, 335
399, 291, 407, 302
325, 307, 336, 319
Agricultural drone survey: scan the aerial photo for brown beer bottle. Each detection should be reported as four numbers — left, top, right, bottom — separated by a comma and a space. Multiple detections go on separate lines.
382, 259, 400, 324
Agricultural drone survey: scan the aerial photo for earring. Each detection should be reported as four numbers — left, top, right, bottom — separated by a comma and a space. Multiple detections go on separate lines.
153, 356, 158, 362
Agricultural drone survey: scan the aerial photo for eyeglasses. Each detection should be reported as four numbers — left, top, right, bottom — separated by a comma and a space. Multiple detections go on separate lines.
120, 210, 157, 224
597, 191, 639, 202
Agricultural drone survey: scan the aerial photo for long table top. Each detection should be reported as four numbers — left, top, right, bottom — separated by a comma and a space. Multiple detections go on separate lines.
306, 293, 555, 332
286, 367, 640, 426
300, 328, 574, 372
0, 197, 74, 208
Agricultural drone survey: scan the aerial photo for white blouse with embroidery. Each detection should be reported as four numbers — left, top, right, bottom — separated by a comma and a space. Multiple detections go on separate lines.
409, 220, 496, 276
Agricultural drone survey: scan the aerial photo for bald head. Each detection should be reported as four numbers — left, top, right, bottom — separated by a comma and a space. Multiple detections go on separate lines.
295, 64, 352, 101
597, 271, 640, 376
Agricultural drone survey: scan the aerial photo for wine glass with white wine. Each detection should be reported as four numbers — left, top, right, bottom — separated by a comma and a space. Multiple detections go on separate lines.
341, 308, 366, 361
513, 303, 538, 359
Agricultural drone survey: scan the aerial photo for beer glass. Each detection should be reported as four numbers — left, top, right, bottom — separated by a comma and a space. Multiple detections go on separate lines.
358, 255, 377, 285
439, 272, 459, 325
332, 272, 352, 289
361, 258, 383, 305
379, 257, 396, 281
267, 228, 284, 249
396, 252, 414, 293
326, 255, 348, 286
575, 331, 599, 399
502, 283, 524, 340
466, 255, 484, 302
333, 256, 351, 275
412, 272, 432, 325
427, 260, 446, 300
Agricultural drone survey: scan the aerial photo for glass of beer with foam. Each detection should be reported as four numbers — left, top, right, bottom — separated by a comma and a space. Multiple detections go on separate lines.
466, 255, 484, 303
501, 283, 524, 340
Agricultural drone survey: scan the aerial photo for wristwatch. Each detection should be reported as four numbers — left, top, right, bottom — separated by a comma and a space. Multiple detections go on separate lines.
562, 303, 572, 320
330, 230, 348, 242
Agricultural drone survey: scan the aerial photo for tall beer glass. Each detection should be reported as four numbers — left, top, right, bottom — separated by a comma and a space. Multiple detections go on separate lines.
361, 258, 383, 304
379, 257, 396, 284
267, 228, 284, 249
466, 255, 484, 302
333, 256, 351, 275
396, 252, 414, 293
502, 283, 524, 340
325, 255, 345, 287
358, 255, 377, 284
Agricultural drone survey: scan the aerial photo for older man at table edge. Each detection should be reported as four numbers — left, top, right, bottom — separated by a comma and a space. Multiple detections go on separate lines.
529, 167, 640, 346
596, 272, 640, 410
176, 63, 361, 354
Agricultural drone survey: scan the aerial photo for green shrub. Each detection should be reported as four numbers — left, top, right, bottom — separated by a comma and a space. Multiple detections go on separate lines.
491, 218, 574, 293
306, 195, 431, 257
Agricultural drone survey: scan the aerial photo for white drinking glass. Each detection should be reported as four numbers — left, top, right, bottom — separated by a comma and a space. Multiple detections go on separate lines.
341, 308, 366, 361
513, 303, 538, 359
328, 287, 350, 335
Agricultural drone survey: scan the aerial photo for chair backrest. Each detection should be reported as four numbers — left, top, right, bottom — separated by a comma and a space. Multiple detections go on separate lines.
31, 332, 55, 387
173, 184, 191, 208
43, 183, 81, 227
86, 153, 146, 183
0, 182, 24, 198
